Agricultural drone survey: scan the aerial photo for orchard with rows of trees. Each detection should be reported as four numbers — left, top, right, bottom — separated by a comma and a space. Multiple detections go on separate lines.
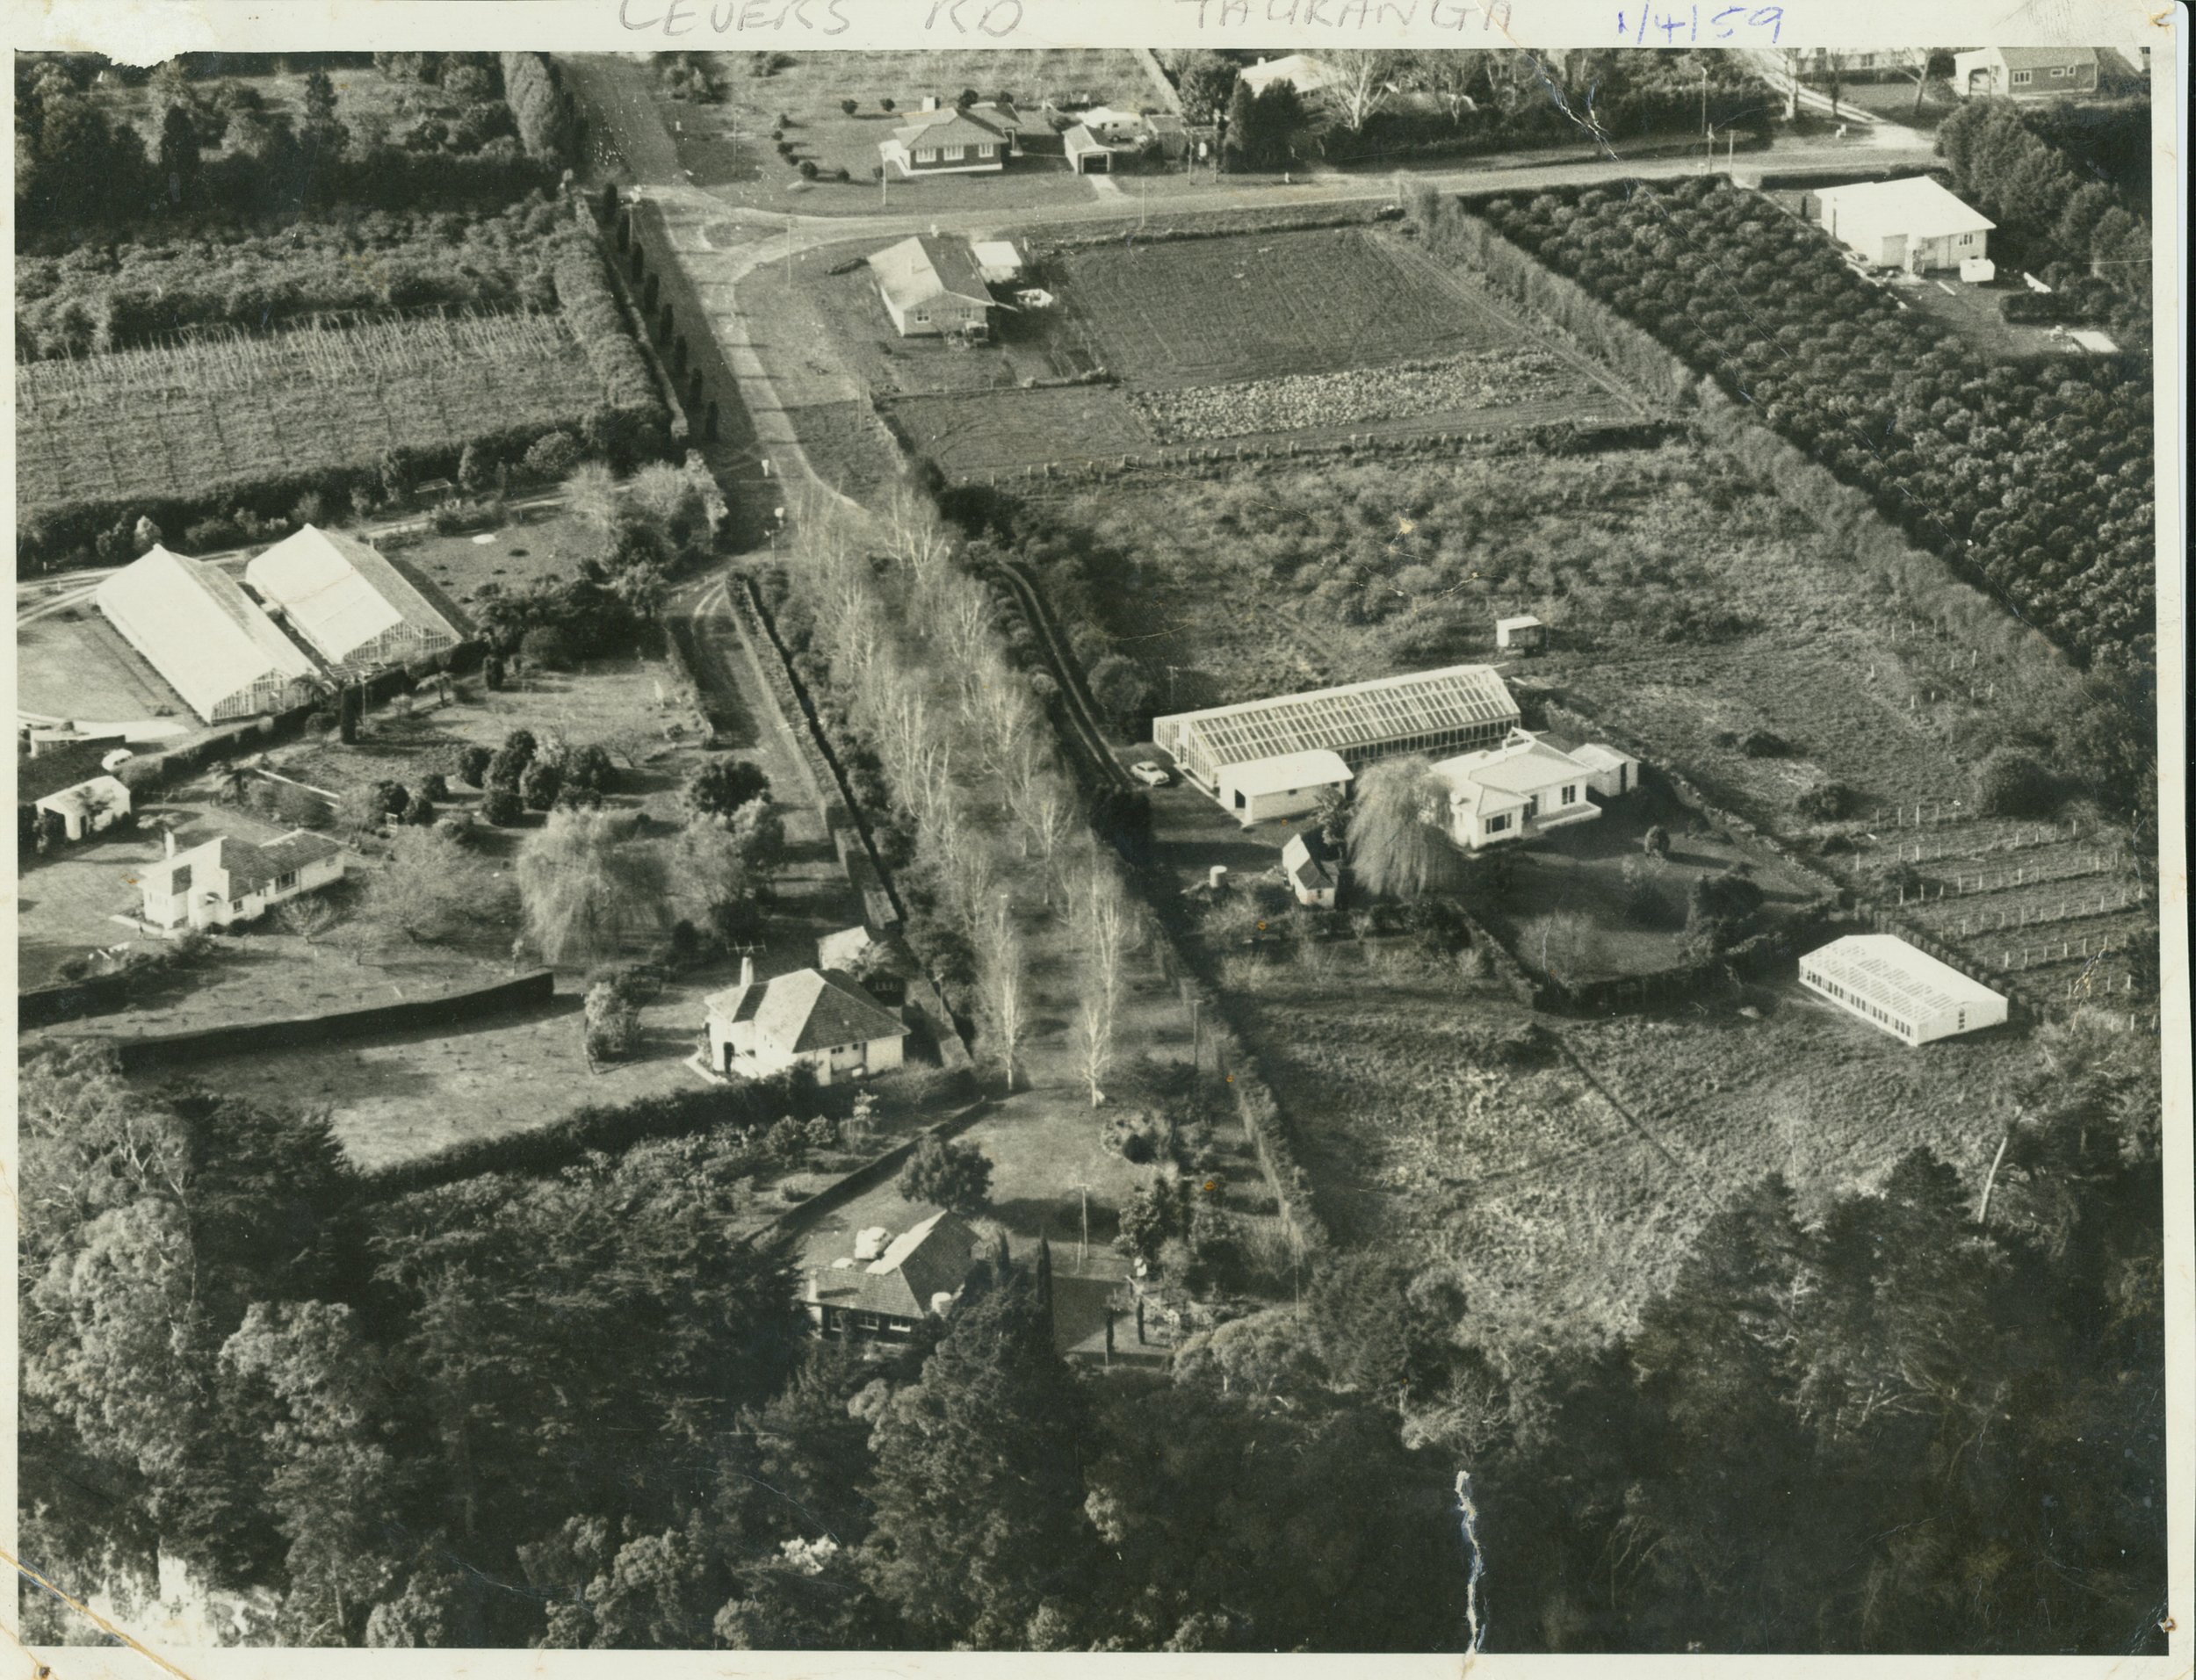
1471, 176, 2154, 685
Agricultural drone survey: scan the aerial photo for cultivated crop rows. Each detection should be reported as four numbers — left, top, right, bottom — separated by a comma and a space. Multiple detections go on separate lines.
1131, 349, 1586, 443
1061, 228, 1524, 389
15, 312, 604, 511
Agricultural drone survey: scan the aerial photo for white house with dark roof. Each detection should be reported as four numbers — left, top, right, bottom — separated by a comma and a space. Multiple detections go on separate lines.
1953, 46, 2098, 99
94, 545, 322, 724
137, 827, 346, 931
245, 524, 469, 674
866, 234, 996, 338
1431, 728, 1634, 850
877, 99, 1023, 177
704, 957, 910, 1084
802, 1209, 988, 1337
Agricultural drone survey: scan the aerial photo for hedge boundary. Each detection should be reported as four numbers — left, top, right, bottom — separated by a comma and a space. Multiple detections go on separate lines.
79, 969, 558, 1073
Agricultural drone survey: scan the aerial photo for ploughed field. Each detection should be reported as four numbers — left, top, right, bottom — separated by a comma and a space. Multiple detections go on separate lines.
13, 312, 604, 513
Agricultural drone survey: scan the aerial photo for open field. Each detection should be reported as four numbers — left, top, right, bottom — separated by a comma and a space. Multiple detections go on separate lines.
15, 313, 605, 514
1056, 227, 1536, 388
199, 970, 715, 1172
16, 604, 192, 726
885, 386, 1155, 475
1228, 965, 2028, 1345
390, 503, 612, 608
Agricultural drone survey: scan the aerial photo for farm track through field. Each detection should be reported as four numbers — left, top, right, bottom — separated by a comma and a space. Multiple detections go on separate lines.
1549, 1031, 1714, 1199
984, 559, 1132, 793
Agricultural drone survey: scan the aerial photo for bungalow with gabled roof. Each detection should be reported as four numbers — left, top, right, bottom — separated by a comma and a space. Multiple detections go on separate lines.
802, 1209, 989, 1337
704, 957, 910, 1085
137, 826, 346, 931
1432, 727, 1635, 850
866, 234, 996, 338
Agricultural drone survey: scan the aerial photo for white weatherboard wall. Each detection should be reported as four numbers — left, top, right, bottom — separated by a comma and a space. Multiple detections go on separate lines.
1798, 934, 2008, 1045
1215, 748, 1353, 825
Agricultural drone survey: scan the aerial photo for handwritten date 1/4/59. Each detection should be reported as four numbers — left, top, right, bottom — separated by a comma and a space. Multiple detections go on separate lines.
1617, 4, 1787, 44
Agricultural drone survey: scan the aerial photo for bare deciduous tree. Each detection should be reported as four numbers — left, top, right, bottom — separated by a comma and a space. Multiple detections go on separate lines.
974, 893, 1027, 1091
1323, 49, 1404, 133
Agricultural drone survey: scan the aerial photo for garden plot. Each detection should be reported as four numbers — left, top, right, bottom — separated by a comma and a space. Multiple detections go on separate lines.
1055, 227, 1542, 389
884, 385, 1155, 476
1130, 348, 1590, 443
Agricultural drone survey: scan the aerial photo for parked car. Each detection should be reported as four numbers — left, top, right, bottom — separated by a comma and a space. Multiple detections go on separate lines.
1130, 761, 1172, 788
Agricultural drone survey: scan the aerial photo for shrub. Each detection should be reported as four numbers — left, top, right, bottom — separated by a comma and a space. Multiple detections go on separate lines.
583, 978, 641, 1060
454, 745, 495, 788
1641, 824, 1672, 859
487, 744, 531, 790
520, 760, 565, 811
1738, 730, 1790, 759
1974, 748, 2061, 818
840, 97, 857, 114
520, 625, 574, 670
401, 791, 437, 826
798, 160, 819, 180
565, 743, 616, 796
895, 1134, 994, 1217
1795, 781, 1859, 821
419, 772, 451, 802
276, 782, 330, 829
483, 653, 506, 691
524, 430, 582, 479
481, 785, 524, 826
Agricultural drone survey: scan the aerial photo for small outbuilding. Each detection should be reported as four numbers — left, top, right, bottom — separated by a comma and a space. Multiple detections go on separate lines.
34, 774, 134, 841
971, 239, 1023, 284
1495, 614, 1545, 653
1799, 934, 2008, 1044
1568, 741, 1640, 799
1215, 747, 1353, 826
1063, 123, 1113, 174
1282, 830, 1340, 908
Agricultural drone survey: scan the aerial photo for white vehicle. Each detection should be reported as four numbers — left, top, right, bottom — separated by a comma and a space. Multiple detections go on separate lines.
1130, 761, 1172, 788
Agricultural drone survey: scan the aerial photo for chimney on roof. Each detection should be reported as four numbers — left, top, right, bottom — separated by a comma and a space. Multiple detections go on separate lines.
740, 955, 755, 989
922, 94, 940, 112
163, 828, 177, 858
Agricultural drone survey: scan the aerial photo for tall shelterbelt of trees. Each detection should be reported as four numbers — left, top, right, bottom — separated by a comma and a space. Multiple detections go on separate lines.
765, 487, 1147, 1092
